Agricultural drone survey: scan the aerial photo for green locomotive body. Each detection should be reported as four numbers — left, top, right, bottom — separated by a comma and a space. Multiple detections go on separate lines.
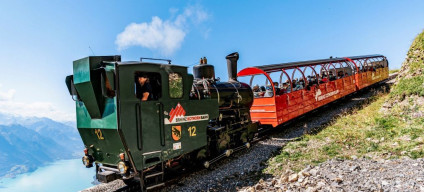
66, 54, 256, 189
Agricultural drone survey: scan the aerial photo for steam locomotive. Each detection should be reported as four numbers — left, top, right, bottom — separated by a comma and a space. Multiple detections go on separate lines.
66, 52, 258, 190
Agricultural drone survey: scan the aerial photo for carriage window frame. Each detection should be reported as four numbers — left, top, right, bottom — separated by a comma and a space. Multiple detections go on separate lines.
169, 72, 184, 99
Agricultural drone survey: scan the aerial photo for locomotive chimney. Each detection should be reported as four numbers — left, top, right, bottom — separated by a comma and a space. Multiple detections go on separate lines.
226, 52, 239, 82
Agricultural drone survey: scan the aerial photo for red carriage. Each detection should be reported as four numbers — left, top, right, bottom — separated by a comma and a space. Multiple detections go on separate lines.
238, 55, 389, 127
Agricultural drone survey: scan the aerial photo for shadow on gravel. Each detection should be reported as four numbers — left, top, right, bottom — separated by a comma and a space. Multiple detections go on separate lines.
165, 82, 393, 192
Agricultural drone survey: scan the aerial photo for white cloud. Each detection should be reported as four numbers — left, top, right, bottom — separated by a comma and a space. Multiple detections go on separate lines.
0, 86, 75, 122
0, 88, 15, 101
115, 5, 210, 55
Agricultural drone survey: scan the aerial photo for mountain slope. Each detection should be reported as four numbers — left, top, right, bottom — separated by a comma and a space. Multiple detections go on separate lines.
0, 114, 83, 178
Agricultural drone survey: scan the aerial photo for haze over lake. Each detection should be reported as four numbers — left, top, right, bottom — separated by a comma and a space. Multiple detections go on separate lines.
0, 159, 95, 192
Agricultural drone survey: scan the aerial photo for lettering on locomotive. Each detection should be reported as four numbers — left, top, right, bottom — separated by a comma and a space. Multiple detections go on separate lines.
188, 126, 197, 137
165, 103, 209, 124
94, 129, 104, 140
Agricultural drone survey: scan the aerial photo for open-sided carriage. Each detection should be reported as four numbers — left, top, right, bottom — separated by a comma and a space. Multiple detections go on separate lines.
237, 55, 388, 127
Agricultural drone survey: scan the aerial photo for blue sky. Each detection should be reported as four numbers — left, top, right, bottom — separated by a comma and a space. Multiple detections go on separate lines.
0, 0, 423, 121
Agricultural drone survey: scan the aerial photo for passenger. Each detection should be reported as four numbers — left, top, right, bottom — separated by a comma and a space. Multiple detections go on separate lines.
284, 80, 292, 93
280, 83, 289, 94
252, 84, 261, 98
292, 78, 297, 87
337, 71, 344, 79
136, 73, 152, 101
258, 86, 265, 97
264, 86, 274, 97
307, 77, 315, 90
294, 80, 304, 91
329, 71, 336, 81
274, 82, 280, 94
345, 72, 349, 77
321, 75, 328, 83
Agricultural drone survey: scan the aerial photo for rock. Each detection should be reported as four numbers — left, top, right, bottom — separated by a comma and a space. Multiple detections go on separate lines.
271, 179, 277, 186
255, 184, 263, 191
288, 174, 299, 182
316, 181, 326, 189
246, 186, 255, 192
280, 175, 288, 183
350, 165, 360, 171
301, 171, 311, 177
381, 180, 389, 186
305, 187, 317, 192
309, 169, 318, 176
334, 177, 343, 183
259, 179, 264, 184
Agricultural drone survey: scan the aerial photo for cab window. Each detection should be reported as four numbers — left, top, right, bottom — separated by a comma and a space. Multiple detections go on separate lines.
134, 72, 162, 101
169, 73, 183, 98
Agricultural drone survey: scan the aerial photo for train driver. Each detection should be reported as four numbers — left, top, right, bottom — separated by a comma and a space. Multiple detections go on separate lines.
136, 73, 152, 101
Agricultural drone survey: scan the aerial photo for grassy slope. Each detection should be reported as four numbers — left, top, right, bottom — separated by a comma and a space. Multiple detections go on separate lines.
267, 30, 424, 174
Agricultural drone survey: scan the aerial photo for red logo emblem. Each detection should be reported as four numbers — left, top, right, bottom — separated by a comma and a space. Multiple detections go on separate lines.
169, 103, 186, 122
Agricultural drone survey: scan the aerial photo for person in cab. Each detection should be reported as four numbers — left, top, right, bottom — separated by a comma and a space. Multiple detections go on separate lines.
136, 73, 152, 101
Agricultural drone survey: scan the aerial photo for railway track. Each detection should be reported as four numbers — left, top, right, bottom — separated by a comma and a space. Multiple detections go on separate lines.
92, 73, 397, 192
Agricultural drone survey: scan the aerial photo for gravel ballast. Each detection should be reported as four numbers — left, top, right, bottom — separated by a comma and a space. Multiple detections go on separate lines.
240, 157, 424, 192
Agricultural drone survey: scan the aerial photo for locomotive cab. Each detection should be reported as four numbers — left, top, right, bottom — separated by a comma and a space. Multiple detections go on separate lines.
66, 56, 219, 184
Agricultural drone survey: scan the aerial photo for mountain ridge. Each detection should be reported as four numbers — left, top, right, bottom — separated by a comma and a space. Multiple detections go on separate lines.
0, 113, 82, 178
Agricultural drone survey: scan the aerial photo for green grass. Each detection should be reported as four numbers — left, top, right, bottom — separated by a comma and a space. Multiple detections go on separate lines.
389, 69, 400, 74
411, 29, 424, 51
390, 73, 424, 98
266, 92, 424, 175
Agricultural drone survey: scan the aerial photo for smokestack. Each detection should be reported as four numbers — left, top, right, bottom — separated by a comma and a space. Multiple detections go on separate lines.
226, 52, 239, 82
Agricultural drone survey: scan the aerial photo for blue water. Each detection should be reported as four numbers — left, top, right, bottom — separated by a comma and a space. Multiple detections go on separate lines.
0, 159, 96, 192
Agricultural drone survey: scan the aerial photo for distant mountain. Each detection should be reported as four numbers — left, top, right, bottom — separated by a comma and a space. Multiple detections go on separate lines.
0, 113, 83, 178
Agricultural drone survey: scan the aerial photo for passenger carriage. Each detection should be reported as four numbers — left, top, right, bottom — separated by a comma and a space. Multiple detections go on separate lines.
237, 55, 389, 127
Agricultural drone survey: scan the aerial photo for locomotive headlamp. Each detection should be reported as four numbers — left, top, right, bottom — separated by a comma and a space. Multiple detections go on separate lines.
117, 161, 128, 174
82, 155, 93, 168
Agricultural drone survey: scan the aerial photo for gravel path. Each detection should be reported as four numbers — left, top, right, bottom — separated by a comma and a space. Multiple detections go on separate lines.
240, 157, 424, 192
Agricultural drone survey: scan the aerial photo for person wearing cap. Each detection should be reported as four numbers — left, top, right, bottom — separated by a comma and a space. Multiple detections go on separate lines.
136, 73, 152, 101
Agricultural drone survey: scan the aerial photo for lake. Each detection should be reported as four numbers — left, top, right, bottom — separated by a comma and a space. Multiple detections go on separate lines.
0, 159, 96, 192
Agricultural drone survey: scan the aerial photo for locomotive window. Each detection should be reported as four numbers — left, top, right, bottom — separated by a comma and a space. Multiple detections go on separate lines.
134, 72, 162, 101
169, 73, 183, 98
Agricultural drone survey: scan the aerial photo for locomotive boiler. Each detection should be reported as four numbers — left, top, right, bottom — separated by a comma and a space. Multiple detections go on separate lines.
190, 52, 257, 156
